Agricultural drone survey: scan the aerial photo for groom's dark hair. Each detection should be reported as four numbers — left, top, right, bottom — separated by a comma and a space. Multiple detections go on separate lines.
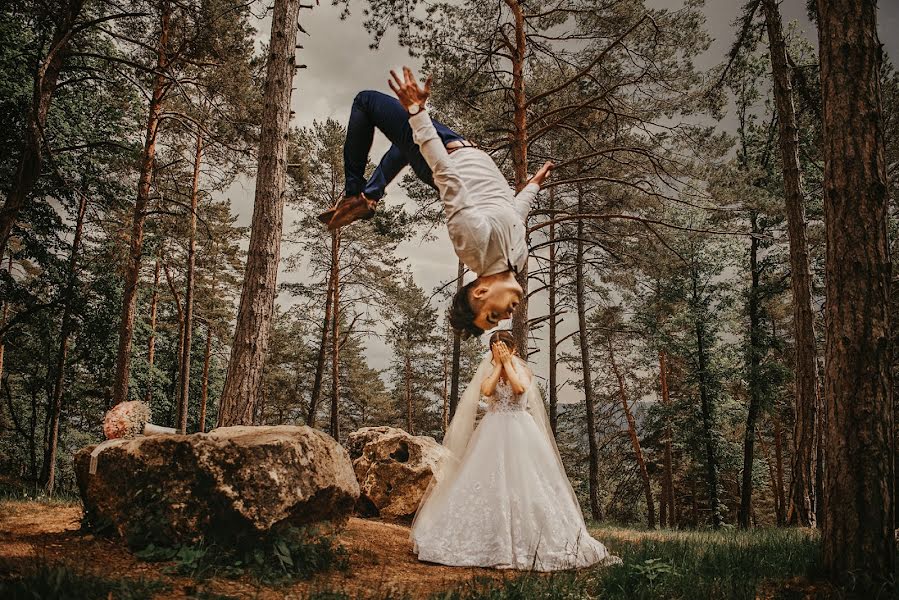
449, 281, 484, 340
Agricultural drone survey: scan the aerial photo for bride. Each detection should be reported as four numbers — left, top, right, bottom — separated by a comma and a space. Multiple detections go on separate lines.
411, 331, 621, 571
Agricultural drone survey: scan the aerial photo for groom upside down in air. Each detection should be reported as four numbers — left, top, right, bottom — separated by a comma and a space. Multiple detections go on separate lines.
319, 67, 554, 338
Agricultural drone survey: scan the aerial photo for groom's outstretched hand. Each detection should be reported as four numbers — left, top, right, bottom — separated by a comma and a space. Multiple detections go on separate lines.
528, 161, 555, 188
389, 66, 432, 112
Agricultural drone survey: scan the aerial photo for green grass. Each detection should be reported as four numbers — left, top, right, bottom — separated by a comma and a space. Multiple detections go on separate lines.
0, 562, 167, 600
595, 526, 823, 599
0, 483, 82, 506
429, 527, 825, 600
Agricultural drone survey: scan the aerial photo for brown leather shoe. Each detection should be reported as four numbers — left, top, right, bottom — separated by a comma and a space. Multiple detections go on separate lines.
324, 194, 377, 230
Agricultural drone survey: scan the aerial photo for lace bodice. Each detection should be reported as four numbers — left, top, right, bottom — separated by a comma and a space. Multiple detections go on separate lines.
487, 379, 527, 413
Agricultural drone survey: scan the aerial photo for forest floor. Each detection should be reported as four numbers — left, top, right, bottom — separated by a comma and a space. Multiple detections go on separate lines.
0, 499, 840, 599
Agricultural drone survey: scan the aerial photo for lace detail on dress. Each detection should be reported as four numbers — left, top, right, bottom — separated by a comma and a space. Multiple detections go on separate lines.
488, 379, 527, 413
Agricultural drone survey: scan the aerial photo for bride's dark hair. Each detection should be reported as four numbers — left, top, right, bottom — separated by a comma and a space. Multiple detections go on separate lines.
489, 330, 516, 354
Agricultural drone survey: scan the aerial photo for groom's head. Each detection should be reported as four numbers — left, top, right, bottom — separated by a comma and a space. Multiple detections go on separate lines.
449, 271, 523, 339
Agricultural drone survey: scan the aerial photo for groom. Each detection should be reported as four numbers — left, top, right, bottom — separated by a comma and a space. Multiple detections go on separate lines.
320, 67, 553, 338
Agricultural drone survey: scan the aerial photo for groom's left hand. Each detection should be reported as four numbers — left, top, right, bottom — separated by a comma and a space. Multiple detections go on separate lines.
389, 66, 432, 112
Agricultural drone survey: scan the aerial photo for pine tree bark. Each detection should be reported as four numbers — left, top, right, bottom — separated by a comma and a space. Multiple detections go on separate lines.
329, 232, 340, 439
739, 212, 764, 528
761, 0, 820, 529
774, 414, 787, 526
0, 259, 9, 386
0, 0, 86, 260
817, 0, 894, 588
164, 262, 185, 426
505, 0, 530, 357
176, 132, 204, 433
217, 0, 301, 425
448, 259, 464, 419
111, 2, 171, 405
693, 269, 722, 528
405, 353, 413, 435
442, 321, 450, 431
758, 428, 783, 525
659, 350, 676, 527
608, 338, 655, 528
42, 190, 87, 495
576, 188, 602, 521
307, 253, 335, 427
145, 258, 160, 403
199, 322, 211, 433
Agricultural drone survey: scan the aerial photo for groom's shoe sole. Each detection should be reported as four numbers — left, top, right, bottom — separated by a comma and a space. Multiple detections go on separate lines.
326, 195, 376, 230
317, 207, 337, 224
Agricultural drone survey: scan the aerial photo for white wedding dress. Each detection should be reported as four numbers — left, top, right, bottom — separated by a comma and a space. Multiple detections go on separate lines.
411, 354, 620, 571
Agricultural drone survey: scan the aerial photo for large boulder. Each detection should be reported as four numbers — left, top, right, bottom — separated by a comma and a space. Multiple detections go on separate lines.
347, 426, 450, 521
75, 425, 359, 547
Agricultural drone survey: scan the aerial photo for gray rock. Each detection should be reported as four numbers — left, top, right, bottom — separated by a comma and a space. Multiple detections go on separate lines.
347, 427, 450, 521
75, 425, 359, 546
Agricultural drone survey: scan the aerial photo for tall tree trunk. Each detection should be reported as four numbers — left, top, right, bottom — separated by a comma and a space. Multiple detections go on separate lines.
774, 414, 787, 526
548, 187, 558, 436
307, 239, 336, 427
817, 0, 894, 588
0, 0, 86, 260
329, 232, 340, 439
739, 212, 764, 528
505, 0, 530, 356
576, 188, 602, 521
659, 350, 676, 527
693, 269, 722, 528
608, 338, 655, 528
442, 321, 450, 431
111, 2, 171, 405
405, 353, 413, 434
145, 258, 161, 403
164, 262, 185, 425
758, 428, 782, 525
199, 322, 212, 433
0, 257, 11, 389
815, 369, 826, 527
176, 132, 204, 433
217, 0, 301, 425
761, 0, 819, 528
448, 260, 464, 419
42, 190, 87, 494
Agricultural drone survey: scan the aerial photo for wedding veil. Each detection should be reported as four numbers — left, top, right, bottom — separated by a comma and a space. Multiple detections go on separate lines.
411, 351, 585, 537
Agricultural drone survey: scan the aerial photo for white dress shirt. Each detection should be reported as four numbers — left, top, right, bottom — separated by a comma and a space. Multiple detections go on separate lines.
410, 110, 540, 277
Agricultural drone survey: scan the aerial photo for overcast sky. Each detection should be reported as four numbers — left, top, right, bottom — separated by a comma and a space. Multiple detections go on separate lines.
217, 0, 899, 403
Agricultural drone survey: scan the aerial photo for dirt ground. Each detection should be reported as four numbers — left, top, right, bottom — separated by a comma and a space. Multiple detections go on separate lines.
0, 501, 530, 599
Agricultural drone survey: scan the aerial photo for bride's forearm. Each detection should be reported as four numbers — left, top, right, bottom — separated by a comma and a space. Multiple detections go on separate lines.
480, 362, 503, 397
503, 360, 528, 395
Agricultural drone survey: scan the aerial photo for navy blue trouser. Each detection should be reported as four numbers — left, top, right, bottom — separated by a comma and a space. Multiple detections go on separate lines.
344, 90, 465, 200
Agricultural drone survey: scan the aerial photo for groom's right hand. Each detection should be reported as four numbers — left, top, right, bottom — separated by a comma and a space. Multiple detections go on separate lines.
528, 161, 555, 187
388, 66, 432, 112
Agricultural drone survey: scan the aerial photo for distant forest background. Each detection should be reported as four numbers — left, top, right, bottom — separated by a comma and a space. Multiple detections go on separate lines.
1, 0, 897, 543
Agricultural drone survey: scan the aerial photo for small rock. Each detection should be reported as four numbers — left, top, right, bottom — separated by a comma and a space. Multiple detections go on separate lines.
347, 427, 450, 521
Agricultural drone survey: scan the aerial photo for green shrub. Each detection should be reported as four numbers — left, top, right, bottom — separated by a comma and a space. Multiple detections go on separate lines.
134, 525, 350, 584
